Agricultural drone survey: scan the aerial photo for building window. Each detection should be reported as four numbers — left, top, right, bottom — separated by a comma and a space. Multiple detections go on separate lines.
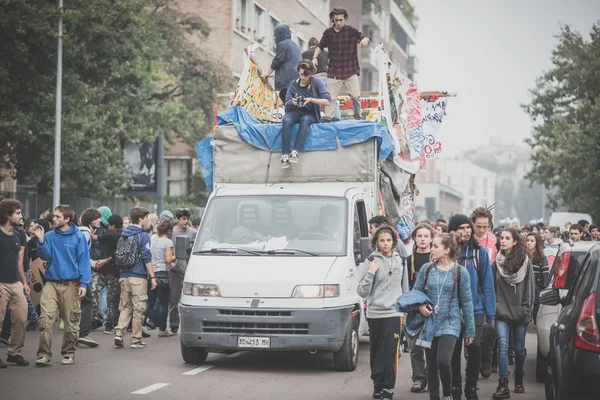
234, 0, 250, 35
166, 159, 191, 196
253, 4, 266, 44
270, 16, 280, 53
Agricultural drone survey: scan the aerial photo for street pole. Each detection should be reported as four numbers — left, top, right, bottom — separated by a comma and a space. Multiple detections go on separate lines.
53, 0, 64, 207
156, 135, 165, 214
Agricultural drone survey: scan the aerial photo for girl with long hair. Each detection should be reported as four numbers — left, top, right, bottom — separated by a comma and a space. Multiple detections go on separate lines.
526, 233, 549, 323
406, 223, 434, 393
357, 226, 409, 400
492, 228, 535, 398
413, 232, 475, 400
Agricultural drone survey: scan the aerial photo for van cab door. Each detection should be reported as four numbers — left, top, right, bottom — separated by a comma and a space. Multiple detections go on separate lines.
351, 198, 370, 335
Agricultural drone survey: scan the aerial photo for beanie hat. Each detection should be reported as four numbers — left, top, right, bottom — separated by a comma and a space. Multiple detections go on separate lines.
448, 214, 473, 233
159, 210, 174, 221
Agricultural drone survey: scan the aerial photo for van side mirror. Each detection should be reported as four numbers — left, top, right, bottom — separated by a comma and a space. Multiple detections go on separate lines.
539, 288, 560, 306
175, 236, 192, 261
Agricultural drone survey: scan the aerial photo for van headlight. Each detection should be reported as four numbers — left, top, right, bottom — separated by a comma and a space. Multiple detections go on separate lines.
183, 283, 221, 297
292, 285, 340, 298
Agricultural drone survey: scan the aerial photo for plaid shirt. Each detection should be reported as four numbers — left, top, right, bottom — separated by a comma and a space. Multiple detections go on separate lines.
318, 25, 365, 80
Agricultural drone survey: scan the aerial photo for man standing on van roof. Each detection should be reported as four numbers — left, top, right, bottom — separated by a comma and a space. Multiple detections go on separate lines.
312, 7, 370, 120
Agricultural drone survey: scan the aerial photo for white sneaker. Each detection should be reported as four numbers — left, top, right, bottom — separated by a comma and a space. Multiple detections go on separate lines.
61, 357, 74, 365
289, 150, 299, 163
280, 154, 290, 168
158, 330, 175, 337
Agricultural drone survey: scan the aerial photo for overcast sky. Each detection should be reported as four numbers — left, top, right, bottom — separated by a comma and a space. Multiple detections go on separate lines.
410, 0, 600, 157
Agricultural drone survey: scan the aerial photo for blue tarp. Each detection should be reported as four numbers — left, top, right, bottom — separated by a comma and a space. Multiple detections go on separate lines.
196, 106, 396, 191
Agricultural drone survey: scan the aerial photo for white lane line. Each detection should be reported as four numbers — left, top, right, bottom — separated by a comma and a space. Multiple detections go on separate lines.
131, 383, 170, 395
182, 365, 214, 376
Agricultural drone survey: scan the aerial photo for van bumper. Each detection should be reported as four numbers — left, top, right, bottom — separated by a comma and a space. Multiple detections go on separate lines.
179, 304, 354, 352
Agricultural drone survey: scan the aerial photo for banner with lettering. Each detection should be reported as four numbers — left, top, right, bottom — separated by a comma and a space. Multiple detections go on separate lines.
421, 94, 450, 160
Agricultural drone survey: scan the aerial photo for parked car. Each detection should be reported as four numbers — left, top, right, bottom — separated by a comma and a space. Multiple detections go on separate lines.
540, 243, 600, 400
535, 241, 596, 382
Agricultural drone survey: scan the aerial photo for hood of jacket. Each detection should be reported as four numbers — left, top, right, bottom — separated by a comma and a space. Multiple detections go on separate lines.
274, 24, 291, 45
544, 238, 563, 249
54, 223, 80, 236
122, 225, 145, 237
98, 206, 112, 227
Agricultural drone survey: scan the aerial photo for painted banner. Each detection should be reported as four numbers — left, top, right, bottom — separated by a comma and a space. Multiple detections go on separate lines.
231, 45, 281, 123
421, 95, 450, 160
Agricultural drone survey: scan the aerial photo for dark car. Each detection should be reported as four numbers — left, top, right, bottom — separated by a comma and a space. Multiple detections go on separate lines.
540, 243, 600, 400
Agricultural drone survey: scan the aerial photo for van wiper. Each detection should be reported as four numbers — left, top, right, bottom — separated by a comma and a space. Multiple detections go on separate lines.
193, 248, 262, 256
265, 248, 318, 256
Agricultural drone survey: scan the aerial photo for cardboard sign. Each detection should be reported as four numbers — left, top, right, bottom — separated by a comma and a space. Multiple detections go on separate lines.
29, 258, 47, 306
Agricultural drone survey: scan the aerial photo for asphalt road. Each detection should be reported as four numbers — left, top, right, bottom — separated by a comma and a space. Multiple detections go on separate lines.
0, 327, 545, 400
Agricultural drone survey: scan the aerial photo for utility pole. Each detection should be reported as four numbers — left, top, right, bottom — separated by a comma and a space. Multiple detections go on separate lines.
156, 135, 165, 214
53, 0, 64, 207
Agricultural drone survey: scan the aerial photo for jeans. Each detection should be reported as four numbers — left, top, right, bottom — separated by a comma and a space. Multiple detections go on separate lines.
426, 335, 458, 400
168, 270, 184, 329
407, 334, 427, 383
452, 314, 484, 390
146, 272, 169, 331
281, 110, 316, 154
99, 287, 107, 319
495, 320, 528, 379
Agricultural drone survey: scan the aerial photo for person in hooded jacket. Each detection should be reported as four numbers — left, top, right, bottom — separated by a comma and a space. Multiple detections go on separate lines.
89, 206, 114, 329
32, 205, 91, 366
262, 24, 302, 103
491, 228, 535, 399
526, 233, 549, 324
542, 226, 563, 258
357, 225, 409, 400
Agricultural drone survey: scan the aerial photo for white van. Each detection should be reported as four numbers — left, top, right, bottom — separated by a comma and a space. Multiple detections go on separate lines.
548, 212, 592, 229
176, 124, 386, 371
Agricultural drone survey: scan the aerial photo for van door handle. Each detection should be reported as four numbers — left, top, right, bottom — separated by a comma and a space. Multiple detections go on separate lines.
557, 324, 565, 334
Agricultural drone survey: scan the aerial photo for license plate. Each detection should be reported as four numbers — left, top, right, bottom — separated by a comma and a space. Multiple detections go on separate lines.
237, 336, 271, 348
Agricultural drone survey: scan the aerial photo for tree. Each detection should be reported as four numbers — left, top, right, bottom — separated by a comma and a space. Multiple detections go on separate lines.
523, 23, 600, 221
0, 0, 228, 197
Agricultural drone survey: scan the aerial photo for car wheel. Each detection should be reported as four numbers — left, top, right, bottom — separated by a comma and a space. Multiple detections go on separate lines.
180, 340, 208, 364
536, 346, 548, 383
333, 314, 359, 371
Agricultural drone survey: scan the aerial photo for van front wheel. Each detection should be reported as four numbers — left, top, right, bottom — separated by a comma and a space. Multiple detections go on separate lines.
181, 340, 208, 364
333, 314, 359, 371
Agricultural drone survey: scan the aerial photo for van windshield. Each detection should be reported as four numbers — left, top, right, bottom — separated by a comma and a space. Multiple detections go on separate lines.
193, 196, 347, 256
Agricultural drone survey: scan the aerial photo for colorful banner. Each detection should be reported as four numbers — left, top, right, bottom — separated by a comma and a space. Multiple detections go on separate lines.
421, 95, 450, 160
231, 45, 281, 123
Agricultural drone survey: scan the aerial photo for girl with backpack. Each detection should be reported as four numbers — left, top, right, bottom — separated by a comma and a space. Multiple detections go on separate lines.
357, 226, 409, 400
412, 232, 475, 400
406, 223, 435, 393
525, 233, 549, 324
492, 228, 535, 398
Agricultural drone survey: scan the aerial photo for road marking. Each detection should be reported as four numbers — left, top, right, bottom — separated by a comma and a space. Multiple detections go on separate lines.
131, 383, 170, 395
182, 365, 214, 376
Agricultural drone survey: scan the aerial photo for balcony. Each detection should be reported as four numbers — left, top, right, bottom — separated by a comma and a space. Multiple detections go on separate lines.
363, 3, 385, 28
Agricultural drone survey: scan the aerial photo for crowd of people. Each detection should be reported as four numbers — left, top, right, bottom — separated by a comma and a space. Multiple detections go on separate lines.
356, 206, 579, 400
0, 199, 198, 368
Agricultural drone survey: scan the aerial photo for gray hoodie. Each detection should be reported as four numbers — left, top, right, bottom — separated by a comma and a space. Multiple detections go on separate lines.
492, 255, 535, 324
357, 251, 409, 319
543, 238, 563, 258
271, 25, 302, 91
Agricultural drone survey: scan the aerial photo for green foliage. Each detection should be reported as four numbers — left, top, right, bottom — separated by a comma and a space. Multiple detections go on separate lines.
0, 0, 229, 197
523, 23, 600, 221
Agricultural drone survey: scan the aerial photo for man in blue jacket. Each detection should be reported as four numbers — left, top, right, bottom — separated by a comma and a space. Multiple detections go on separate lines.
262, 24, 302, 104
32, 205, 91, 366
448, 214, 496, 400
114, 207, 156, 349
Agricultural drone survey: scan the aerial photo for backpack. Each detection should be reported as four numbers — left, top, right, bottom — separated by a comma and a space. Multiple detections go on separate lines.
114, 234, 140, 269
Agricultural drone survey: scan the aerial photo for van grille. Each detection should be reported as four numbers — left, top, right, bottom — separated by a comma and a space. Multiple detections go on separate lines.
203, 322, 309, 335
218, 309, 291, 317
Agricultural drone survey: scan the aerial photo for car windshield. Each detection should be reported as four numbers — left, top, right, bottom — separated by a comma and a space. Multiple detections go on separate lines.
193, 195, 347, 256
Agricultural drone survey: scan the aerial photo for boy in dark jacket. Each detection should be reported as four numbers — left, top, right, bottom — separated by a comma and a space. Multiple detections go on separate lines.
97, 214, 123, 334
262, 24, 302, 103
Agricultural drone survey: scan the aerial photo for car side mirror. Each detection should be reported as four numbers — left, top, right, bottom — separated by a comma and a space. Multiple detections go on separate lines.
539, 288, 560, 306
175, 236, 192, 261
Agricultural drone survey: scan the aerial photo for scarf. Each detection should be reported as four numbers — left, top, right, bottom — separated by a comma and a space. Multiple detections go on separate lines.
496, 252, 528, 293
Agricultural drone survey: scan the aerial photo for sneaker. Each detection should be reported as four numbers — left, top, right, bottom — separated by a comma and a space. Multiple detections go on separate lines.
114, 336, 124, 348
289, 150, 299, 163
381, 389, 393, 400
91, 319, 104, 330
158, 330, 175, 337
280, 154, 290, 168
35, 356, 51, 367
142, 326, 151, 338
130, 341, 147, 349
104, 325, 115, 335
465, 386, 479, 400
6, 354, 30, 366
170, 326, 178, 334
411, 381, 426, 393
61, 357, 74, 365
372, 391, 381, 399
0, 337, 9, 346
76, 336, 99, 348
0, 359, 6, 369
145, 318, 157, 330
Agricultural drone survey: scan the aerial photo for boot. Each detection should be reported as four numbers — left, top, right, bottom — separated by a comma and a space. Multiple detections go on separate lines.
465, 385, 479, 400
480, 361, 492, 378
514, 371, 525, 394
452, 386, 462, 400
492, 378, 510, 399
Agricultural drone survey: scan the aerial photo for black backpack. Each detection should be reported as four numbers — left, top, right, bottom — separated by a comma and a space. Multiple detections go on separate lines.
114, 234, 140, 269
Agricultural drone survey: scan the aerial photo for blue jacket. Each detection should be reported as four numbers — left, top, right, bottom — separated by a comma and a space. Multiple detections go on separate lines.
396, 289, 436, 349
119, 225, 152, 279
458, 245, 496, 323
272, 24, 302, 91
37, 223, 91, 289
285, 76, 331, 123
